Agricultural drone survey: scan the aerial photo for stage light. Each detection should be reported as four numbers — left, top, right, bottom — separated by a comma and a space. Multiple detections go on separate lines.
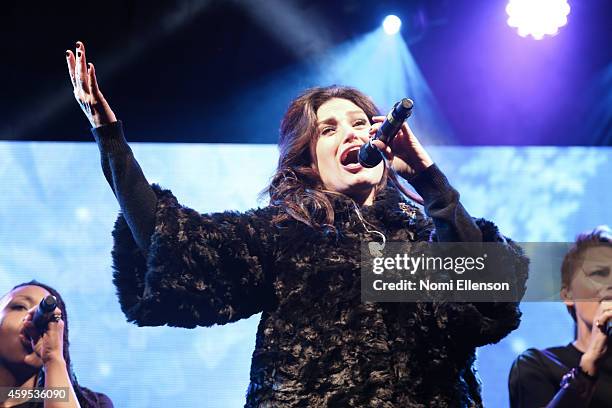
382, 15, 401, 35
506, 0, 570, 40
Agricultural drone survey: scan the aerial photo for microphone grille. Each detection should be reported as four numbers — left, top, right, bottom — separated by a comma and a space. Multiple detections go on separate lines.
40, 295, 57, 312
401, 98, 414, 109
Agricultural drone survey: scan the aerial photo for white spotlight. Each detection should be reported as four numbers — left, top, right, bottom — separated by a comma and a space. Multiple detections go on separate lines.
506, 0, 570, 40
383, 15, 402, 36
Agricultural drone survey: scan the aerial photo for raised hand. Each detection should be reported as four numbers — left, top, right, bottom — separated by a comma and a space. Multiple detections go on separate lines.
369, 116, 433, 180
66, 41, 116, 128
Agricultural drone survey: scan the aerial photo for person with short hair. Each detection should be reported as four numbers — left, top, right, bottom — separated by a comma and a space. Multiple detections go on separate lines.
509, 226, 612, 407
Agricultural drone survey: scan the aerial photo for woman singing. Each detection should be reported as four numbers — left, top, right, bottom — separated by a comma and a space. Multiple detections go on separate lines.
67, 41, 527, 407
0, 281, 113, 407
509, 226, 612, 407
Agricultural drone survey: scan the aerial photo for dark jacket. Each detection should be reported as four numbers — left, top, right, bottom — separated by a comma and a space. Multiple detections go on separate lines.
107, 167, 528, 407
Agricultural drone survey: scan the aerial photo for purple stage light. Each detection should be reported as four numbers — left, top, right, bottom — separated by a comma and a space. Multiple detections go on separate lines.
506, 0, 570, 40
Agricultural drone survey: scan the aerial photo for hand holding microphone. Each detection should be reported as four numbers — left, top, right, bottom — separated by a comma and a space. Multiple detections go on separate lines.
22, 295, 66, 365
359, 98, 414, 168
362, 98, 433, 180
579, 300, 612, 377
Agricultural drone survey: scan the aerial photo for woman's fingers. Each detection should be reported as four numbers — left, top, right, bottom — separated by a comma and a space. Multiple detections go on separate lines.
75, 41, 88, 92
401, 123, 413, 140
595, 309, 612, 331
45, 307, 64, 334
88, 63, 101, 97
371, 139, 394, 161
369, 118, 397, 160
369, 124, 381, 136
39, 308, 65, 363
66, 50, 77, 89
369, 117, 412, 141
66, 41, 118, 127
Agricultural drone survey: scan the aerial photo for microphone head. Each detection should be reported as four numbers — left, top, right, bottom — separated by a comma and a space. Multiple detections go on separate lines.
40, 295, 57, 313
358, 142, 383, 168
33, 295, 58, 331
401, 98, 414, 110
391, 98, 414, 121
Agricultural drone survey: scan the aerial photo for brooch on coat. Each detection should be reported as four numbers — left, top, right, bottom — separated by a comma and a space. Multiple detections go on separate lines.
398, 202, 418, 241
398, 202, 418, 220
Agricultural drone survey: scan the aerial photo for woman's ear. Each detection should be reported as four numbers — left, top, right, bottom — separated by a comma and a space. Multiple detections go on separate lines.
561, 285, 574, 308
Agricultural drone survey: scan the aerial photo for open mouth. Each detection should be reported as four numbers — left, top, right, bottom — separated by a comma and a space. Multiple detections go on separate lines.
19, 332, 34, 353
339, 146, 362, 171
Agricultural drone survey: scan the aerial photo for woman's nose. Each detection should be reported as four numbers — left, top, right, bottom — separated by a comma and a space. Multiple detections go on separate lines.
341, 126, 367, 144
342, 129, 358, 144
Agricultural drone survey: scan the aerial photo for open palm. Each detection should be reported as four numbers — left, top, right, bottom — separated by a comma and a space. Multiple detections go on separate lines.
66, 41, 116, 128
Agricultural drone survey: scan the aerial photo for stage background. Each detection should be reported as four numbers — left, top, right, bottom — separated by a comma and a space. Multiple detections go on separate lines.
1, 142, 610, 407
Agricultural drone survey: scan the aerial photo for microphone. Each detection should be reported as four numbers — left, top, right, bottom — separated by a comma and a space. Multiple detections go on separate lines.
606, 321, 612, 338
32, 295, 58, 332
358, 98, 414, 168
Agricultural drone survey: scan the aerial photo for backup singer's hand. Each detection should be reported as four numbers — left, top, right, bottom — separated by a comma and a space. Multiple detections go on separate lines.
369, 116, 433, 180
580, 300, 612, 376
66, 41, 117, 128
21, 306, 66, 366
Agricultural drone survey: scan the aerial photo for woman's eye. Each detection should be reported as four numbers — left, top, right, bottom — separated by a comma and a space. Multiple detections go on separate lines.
10, 304, 27, 311
588, 269, 609, 277
353, 120, 367, 127
321, 127, 335, 136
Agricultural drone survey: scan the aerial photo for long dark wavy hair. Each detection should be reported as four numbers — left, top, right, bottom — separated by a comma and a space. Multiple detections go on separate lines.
266, 86, 391, 229
11, 281, 105, 407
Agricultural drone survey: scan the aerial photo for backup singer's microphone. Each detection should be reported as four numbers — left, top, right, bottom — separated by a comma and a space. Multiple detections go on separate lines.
32, 295, 57, 331
358, 98, 414, 168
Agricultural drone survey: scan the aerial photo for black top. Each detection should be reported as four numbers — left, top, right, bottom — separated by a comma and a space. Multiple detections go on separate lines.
509, 343, 612, 408
93, 121, 529, 407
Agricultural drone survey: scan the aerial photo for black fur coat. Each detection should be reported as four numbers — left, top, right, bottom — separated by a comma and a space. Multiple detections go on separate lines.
111, 182, 528, 407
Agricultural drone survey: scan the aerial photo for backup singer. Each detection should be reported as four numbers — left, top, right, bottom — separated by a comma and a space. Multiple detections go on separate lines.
509, 226, 612, 408
67, 41, 527, 407
0, 281, 113, 408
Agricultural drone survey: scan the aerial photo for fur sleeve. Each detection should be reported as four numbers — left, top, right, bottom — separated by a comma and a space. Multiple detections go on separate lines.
111, 184, 277, 328
436, 219, 529, 347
